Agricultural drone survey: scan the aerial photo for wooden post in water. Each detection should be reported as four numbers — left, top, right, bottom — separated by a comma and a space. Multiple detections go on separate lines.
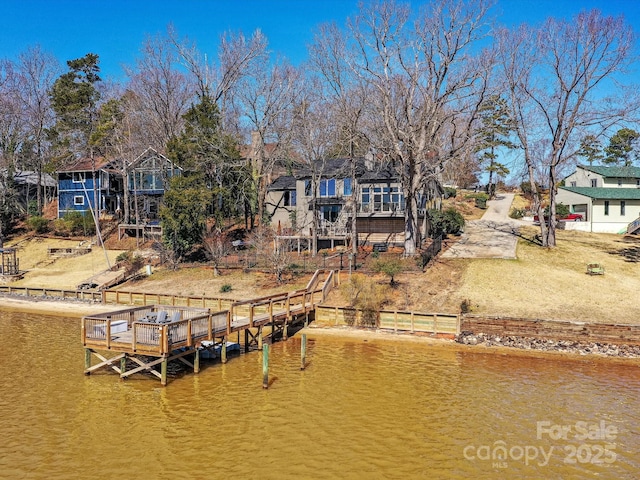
194, 348, 200, 373
283, 319, 288, 341
257, 326, 263, 349
84, 349, 91, 372
120, 355, 126, 376
161, 357, 168, 386
221, 336, 227, 364
262, 344, 269, 389
301, 334, 307, 370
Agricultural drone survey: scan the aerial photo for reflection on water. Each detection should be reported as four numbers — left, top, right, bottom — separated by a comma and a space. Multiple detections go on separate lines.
0, 310, 639, 479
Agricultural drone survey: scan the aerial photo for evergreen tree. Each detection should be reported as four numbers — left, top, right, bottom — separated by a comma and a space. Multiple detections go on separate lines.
166, 94, 246, 226
577, 134, 604, 166
159, 173, 209, 263
49, 53, 101, 163
474, 95, 517, 197
604, 128, 640, 166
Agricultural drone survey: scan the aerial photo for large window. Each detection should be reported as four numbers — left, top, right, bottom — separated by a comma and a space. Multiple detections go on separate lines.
319, 179, 336, 197
360, 185, 404, 212
304, 180, 312, 197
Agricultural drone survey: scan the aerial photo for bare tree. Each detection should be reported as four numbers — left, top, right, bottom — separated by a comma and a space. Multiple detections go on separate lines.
346, 0, 494, 255
15, 46, 59, 215
290, 77, 340, 255
235, 60, 301, 223
309, 22, 370, 255
125, 34, 194, 150
497, 11, 637, 247
202, 227, 231, 276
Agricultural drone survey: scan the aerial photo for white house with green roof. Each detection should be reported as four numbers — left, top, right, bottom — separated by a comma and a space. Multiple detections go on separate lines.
557, 165, 640, 234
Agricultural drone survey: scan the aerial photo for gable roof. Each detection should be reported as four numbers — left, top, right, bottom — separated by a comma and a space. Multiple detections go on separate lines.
560, 186, 640, 200
58, 157, 110, 172
579, 165, 640, 179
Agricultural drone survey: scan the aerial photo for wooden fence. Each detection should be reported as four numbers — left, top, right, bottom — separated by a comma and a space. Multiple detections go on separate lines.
0, 285, 102, 302
316, 305, 460, 336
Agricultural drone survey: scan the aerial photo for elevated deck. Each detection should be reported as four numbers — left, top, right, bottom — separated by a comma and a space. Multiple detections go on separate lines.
81, 270, 334, 385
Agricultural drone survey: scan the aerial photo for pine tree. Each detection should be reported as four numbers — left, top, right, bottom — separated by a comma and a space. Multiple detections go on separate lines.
576, 135, 604, 166
474, 95, 517, 197
604, 128, 640, 166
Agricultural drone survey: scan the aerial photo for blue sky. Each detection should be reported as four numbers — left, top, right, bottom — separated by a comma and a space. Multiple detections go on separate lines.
1, 0, 640, 80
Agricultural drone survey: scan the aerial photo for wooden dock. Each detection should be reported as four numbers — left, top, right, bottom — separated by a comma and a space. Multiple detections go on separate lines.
81, 270, 334, 385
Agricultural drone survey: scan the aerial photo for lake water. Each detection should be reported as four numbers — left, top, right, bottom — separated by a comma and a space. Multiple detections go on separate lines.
0, 309, 639, 479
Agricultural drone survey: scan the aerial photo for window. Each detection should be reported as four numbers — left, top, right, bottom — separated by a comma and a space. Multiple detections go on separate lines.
359, 185, 404, 212
74, 195, 84, 206
636, 179, 640, 187
604, 200, 609, 216
570, 181, 577, 187
284, 190, 296, 207
621, 201, 626, 216
304, 180, 312, 197
591, 178, 597, 188
343, 178, 352, 196
319, 179, 336, 197
618, 178, 623, 186
72, 172, 85, 183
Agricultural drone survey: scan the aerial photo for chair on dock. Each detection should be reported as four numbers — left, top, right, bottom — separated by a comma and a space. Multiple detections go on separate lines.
169, 311, 181, 323
155, 311, 168, 323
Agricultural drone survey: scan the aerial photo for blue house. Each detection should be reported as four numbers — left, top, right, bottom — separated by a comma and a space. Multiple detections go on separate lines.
57, 148, 181, 221
57, 157, 115, 218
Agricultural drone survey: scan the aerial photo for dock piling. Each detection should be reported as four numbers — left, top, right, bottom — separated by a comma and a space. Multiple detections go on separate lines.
262, 344, 269, 389
301, 334, 307, 370
221, 337, 227, 364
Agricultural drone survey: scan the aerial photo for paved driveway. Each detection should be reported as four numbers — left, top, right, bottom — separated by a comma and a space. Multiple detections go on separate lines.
441, 193, 523, 259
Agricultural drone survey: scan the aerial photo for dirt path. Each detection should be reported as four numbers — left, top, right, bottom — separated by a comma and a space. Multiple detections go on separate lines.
442, 193, 523, 259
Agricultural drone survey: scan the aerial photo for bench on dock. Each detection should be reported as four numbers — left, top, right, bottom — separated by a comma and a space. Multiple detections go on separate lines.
587, 263, 605, 275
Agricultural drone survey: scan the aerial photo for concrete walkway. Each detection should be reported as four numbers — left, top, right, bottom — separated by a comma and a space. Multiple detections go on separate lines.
441, 193, 524, 259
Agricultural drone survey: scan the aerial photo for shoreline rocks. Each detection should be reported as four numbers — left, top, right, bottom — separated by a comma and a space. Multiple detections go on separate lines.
456, 331, 640, 358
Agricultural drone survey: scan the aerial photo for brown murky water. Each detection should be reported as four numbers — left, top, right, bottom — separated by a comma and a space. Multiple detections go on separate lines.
0, 310, 639, 479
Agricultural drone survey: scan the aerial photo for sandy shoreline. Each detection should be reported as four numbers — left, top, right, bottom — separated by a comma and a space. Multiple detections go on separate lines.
0, 295, 114, 318
2, 295, 639, 365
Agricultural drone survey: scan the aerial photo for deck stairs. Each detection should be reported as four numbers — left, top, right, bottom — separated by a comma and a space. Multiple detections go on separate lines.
627, 216, 640, 235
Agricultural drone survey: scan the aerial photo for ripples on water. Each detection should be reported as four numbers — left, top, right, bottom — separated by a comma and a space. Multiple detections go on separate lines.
0, 310, 638, 479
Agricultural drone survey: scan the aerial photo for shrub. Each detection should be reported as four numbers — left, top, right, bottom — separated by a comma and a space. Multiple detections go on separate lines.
220, 284, 233, 293
429, 208, 465, 237
27, 200, 38, 216
372, 258, 405, 286
509, 208, 525, 219
338, 273, 389, 327
115, 251, 146, 276
58, 211, 95, 236
27, 215, 49, 234
444, 186, 457, 199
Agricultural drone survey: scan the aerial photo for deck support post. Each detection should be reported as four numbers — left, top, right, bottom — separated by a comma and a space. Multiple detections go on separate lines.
304, 313, 309, 328
262, 344, 269, 389
120, 355, 126, 377
221, 336, 227, 364
257, 326, 263, 350
84, 348, 92, 372
301, 334, 307, 370
161, 357, 168, 386
283, 319, 288, 341
244, 329, 249, 352
194, 348, 200, 373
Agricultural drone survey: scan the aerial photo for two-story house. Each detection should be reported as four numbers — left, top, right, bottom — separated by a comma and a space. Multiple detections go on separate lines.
57, 148, 181, 226
556, 165, 640, 233
266, 157, 441, 251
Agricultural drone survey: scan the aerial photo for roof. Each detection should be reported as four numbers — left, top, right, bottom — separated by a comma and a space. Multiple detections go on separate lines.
13, 171, 57, 188
267, 175, 296, 191
295, 157, 368, 179
560, 186, 640, 200
58, 157, 110, 172
579, 165, 640, 179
